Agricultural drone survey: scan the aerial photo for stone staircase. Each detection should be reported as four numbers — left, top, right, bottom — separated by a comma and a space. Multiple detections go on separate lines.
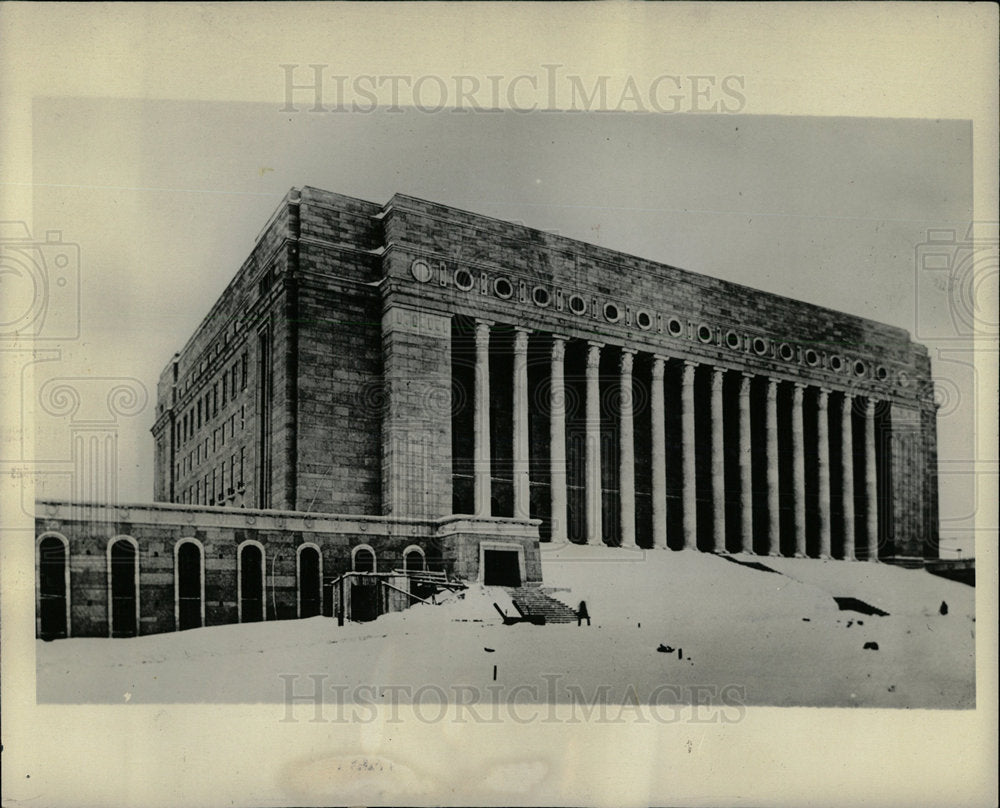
505, 586, 580, 624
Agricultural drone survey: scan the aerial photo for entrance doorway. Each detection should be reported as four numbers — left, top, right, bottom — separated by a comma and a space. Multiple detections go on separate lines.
109, 538, 138, 637
298, 546, 321, 618
351, 579, 379, 622
239, 543, 264, 622
38, 536, 68, 639
483, 549, 522, 587
176, 541, 203, 630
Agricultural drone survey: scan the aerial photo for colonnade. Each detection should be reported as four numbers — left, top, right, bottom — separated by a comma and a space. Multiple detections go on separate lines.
469, 319, 882, 560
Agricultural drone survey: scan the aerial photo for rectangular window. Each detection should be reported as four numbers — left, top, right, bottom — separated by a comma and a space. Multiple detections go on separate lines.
197, 399, 202, 429
213, 384, 219, 418
239, 446, 245, 486
230, 453, 237, 493
241, 353, 247, 389
222, 374, 228, 407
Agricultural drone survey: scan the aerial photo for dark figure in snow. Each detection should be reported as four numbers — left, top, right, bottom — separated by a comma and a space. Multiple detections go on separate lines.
577, 601, 590, 627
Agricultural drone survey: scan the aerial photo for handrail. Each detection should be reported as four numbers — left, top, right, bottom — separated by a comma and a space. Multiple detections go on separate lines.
380, 580, 434, 605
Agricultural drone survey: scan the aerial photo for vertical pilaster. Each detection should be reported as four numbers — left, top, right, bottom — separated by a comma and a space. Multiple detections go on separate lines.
585, 342, 604, 545
792, 382, 806, 558
650, 356, 668, 549
766, 378, 780, 556
817, 387, 832, 559
841, 393, 856, 560
549, 337, 568, 542
710, 367, 726, 552
865, 398, 879, 562
681, 360, 698, 550
512, 328, 531, 520
739, 372, 754, 553
619, 349, 637, 547
473, 319, 493, 517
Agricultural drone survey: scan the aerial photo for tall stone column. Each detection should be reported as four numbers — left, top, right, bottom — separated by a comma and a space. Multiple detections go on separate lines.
650, 356, 668, 549
841, 392, 856, 560
473, 319, 493, 517
585, 342, 604, 545
739, 372, 754, 553
512, 328, 531, 520
766, 378, 780, 556
681, 360, 698, 550
817, 387, 832, 559
549, 337, 569, 542
792, 382, 807, 558
710, 367, 726, 552
865, 398, 879, 562
619, 349, 637, 547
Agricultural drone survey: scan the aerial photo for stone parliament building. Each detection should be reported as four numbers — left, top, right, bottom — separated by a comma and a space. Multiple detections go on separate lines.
35, 186, 940, 639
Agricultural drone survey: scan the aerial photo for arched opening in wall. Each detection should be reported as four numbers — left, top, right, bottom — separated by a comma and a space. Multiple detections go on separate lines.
175, 540, 204, 630
108, 537, 139, 638
450, 315, 475, 514
38, 535, 69, 639
403, 545, 426, 573
238, 543, 265, 623
350, 544, 379, 622
352, 545, 376, 573
298, 545, 322, 618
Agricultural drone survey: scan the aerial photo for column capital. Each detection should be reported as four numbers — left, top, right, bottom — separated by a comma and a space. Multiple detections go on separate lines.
651, 356, 666, 379
793, 380, 807, 389
683, 358, 699, 368
474, 318, 494, 328
682, 360, 697, 385
513, 328, 530, 352
711, 366, 725, 389
586, 342, 603, 369
766, 376, 778, 399
619, 349, 636, 373
864, 398, 878, 416
741, 370, 755, 379
739, 373, 752, 396
551, 335, 568, 360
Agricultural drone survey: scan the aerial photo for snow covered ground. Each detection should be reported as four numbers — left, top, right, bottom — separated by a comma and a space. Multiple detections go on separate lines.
37, 546, 975, 708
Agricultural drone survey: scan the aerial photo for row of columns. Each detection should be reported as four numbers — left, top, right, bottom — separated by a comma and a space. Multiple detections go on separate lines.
471, 320, 881, 560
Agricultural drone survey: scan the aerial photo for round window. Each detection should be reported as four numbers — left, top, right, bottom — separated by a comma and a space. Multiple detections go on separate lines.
829, 355, 844, 372
493, 277, 514, 299
854, 360, 867, 377
725, 330, 741, 349
697, 324, 713, 343
752, 336, 769, 356
667, 317, 684, 337
532, 286, 551, 307
568, 294, 587, 315
779, 343, 795, 361
875, 365, 888, 381
804, 349, 819, 366
636, 310, 653, 331
410, 259, 433, 283
454, 268, 475, 291
603, 302, 621, 323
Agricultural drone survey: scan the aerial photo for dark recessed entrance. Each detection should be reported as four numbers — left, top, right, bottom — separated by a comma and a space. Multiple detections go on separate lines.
110, 540, 138, 637
351, 579, 379, 622
483, 549, 521, 587
177, 542, 202, 630
38, 537, 68, 640
299, 547, 321, 618
240, 544, 264, 622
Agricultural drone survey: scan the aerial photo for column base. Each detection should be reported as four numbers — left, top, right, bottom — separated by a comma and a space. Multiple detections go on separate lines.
768, 550, 783, 558
818, 553, 832, 560
793, 552, 807, 559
